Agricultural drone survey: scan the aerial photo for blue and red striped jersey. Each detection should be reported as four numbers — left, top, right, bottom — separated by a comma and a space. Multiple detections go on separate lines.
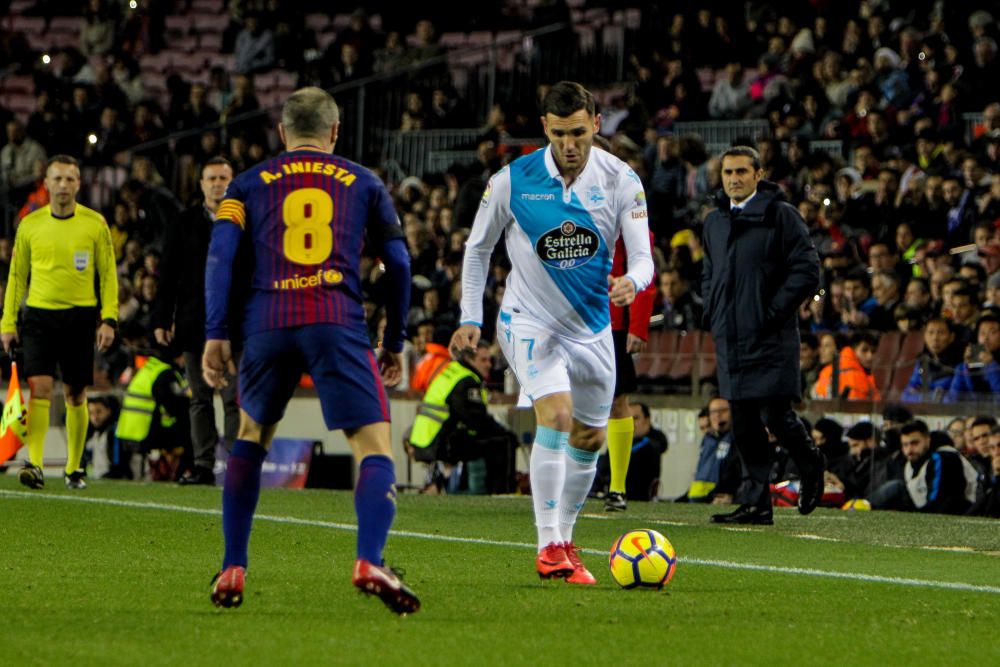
206, 148, 403, 339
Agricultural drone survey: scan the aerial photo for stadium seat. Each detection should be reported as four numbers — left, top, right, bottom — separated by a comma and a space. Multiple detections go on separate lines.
205, 53, 236, 71
871, 364, 893, 398
602, 25, 624, 52
48, 16, 79, 32
890, 361, 917, 399
438, 32, 468, 49
697, 332, 717, 386
331, 13, 352, 31
0, 75, 34, 94
635, 329, 679, 384
304, 13, 330, 33
668, 330, 700, 390
190, 0, 224, 13
467, 31, 494, 48
9, 16, 45, 35
316, 31, 337, 51
198, 33, 223, 51
4, 93, 34, 117
875, 330, 902, 363
173, 52, 207, 73
583, 8, 610, 26
190, 13, 229, 34
898, 331, 924, 363
573, 25, 596, 52
165, 15, 192, 35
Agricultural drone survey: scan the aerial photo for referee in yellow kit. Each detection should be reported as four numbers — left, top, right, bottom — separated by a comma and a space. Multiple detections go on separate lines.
1, 155, 118, 489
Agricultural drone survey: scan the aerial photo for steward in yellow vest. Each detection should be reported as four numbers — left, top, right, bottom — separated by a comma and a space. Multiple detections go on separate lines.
113, 352, 191, 480
409, 342, 517, 494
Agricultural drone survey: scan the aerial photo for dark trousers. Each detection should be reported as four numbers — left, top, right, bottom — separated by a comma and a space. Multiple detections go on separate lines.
184, 349, 240, 469
729, 397, 820, 507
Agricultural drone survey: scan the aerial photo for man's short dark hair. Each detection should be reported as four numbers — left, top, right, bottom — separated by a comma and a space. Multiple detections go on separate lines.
46, 154, 79, 171
801, 332, 818, 349
540, 81, 596, 118
900, 420, 930, 437
960, 262, 987, 285
849, 330, 879, 349
282, 87, 339, 139
635, 402, 651, 419
977, 312, 1000, 333
844, 267, 871, 289
721, 145, 761, 170
845, 421, 875, 441
202, 155, 232, 176
953, 285, 979, 303
882, 403, 913, 424
971, 415, 998, 429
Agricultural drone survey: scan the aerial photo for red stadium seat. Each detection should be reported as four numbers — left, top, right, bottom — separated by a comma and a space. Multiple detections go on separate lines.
165, 15, 192, 35
697, 332, 717, 384
668, 330, 700, 381
304, 13, 330, 33
190, 13, 229, 34
198, 33, 223, 51
49, 16, 80, 32
438, 32, 468, 49
190, 0, 224, 14
9, 16, 45, 35
875, 330, 901, 362
871, 364, 893, 398
890, 361, 917, 399
898, 331, 924, 363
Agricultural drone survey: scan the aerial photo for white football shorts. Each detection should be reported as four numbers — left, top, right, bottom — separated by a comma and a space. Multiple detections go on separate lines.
497, 308, 614, 427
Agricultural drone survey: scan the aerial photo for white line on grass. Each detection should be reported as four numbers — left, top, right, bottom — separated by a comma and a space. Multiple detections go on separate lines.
3, 489, 999, 595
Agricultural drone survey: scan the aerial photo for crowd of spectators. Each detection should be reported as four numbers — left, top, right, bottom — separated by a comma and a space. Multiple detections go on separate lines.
1, 1, 1000, 408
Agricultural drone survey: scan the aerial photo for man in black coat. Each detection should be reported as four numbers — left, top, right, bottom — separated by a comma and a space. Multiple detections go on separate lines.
153, 157, 240, 485
702, 146, 825, 525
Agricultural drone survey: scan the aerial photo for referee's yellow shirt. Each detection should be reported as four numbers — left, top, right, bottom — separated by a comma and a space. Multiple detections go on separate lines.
1, 203, 119, 333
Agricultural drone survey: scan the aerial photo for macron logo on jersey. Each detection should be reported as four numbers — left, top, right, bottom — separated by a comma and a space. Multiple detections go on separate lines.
521, 193, 556, 201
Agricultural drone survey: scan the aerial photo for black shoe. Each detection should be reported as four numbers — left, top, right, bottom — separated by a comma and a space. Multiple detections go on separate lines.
710, 504, 774, 525
18, 462, 44, 489
797, 451, 826, 516
64, 469, 87, 490
604, 491, 627, 512
178, 466, 216, 486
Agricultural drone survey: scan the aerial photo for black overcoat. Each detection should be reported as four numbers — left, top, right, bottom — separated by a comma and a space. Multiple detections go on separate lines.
701, 181, 820, 400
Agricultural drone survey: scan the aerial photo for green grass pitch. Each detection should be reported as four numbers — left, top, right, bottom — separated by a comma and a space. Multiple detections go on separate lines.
2, 476, 998, 667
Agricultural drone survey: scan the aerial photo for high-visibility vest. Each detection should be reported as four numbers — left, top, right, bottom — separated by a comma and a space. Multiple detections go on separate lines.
410, 361, 486, 449
116, 357, 186, 442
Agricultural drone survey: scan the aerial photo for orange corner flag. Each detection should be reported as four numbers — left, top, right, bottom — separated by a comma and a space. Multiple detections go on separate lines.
0, 362, 28, 466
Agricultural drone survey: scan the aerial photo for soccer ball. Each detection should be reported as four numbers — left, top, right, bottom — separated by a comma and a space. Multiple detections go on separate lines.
608, 529, 677, 589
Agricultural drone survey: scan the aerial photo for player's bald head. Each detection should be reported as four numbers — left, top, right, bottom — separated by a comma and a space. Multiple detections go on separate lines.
282, 87, 340, 140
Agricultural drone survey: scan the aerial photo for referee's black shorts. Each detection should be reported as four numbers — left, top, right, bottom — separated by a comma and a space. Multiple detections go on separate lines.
612, 329, 637, 398
21, 306, 97, 388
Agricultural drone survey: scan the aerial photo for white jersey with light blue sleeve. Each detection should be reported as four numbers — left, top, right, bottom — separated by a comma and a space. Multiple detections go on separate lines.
460, 146, 653, 342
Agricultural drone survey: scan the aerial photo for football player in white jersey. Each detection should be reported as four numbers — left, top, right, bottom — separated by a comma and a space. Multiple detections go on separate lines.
451, 81, 654, 584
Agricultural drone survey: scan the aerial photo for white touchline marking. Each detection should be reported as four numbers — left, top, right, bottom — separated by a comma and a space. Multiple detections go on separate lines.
794, 534, 842, 542
3, 490, 999, 595
579, 513, 613, 520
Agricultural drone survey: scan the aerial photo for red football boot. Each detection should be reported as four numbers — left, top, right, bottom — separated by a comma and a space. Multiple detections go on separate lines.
210, 565, 246, 608
563, 542, 597, 585
535, 542, 574, 580
352, 559, 421, 615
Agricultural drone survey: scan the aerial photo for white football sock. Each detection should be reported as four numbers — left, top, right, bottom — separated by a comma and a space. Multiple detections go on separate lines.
558, 444, 599, 545
531, 426, 568, 550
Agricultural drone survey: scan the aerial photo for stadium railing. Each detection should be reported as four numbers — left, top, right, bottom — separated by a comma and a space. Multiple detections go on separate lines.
673, 120, 771, 150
